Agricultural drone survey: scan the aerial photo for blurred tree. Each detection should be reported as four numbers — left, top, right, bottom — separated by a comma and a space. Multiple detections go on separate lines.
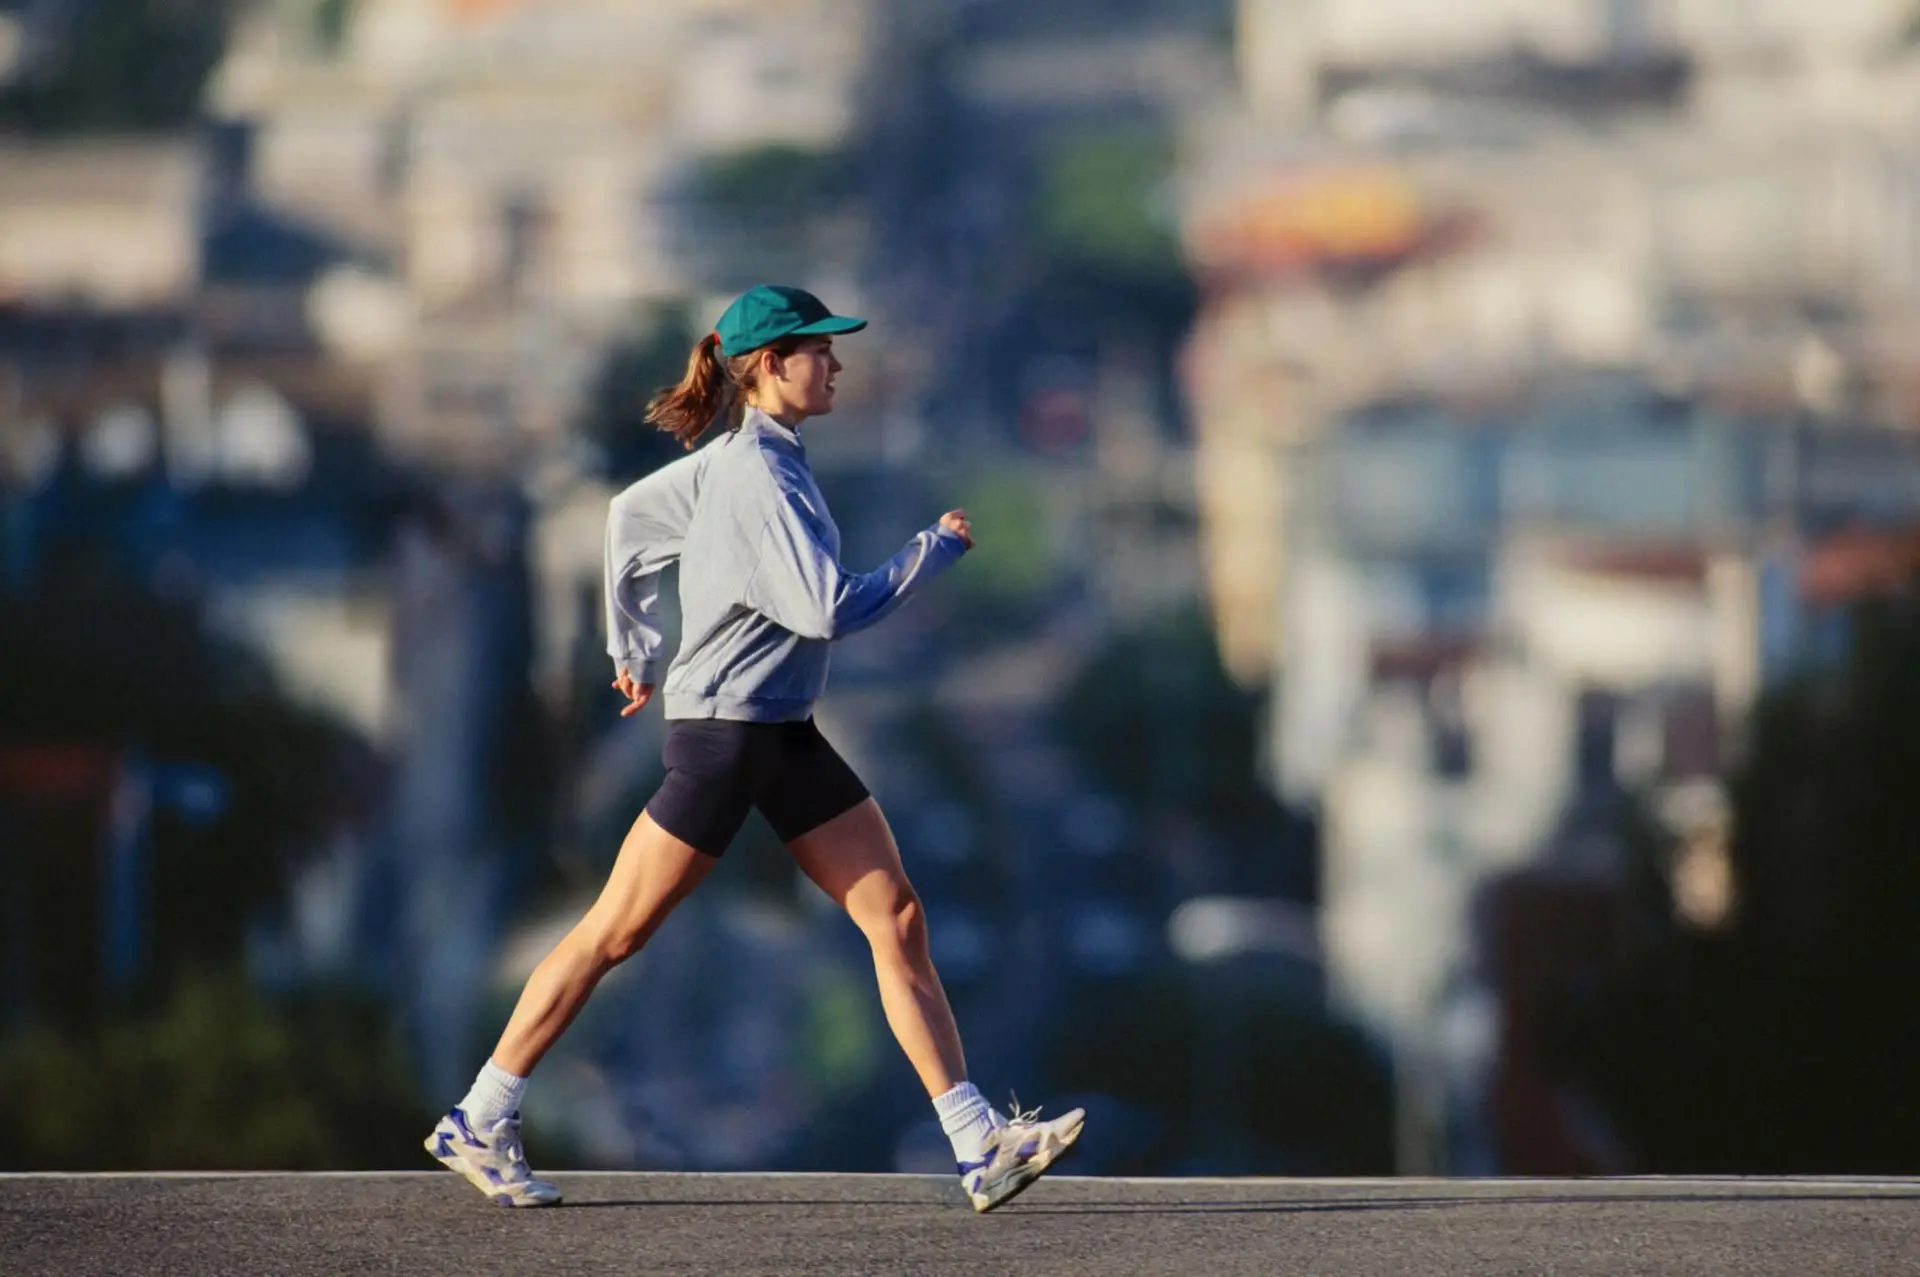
1044, 961, 1393, 1174
0, 973, 424, 1169
312, 0, 356, 53
1053, 605, 1316, 899
691, 144, 859, 220
983, 129, 1196, 453
1557, 591, 1920, 1172
0, 0, 232, 135
0, 580, 373, 1023
578, 303, 705, 485
1030, 131, 1183, 289
672, 144, 865, 287
941, 468, 1057, 634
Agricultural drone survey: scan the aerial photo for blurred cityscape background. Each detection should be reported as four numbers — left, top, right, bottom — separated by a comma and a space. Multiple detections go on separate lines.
4, 0, 1920, 1177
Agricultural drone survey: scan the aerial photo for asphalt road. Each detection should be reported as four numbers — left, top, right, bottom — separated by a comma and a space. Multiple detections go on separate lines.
6, 1172, 1918, 1276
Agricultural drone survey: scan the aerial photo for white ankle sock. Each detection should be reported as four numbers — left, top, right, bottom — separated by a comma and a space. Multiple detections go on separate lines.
933, 1081, 1005, 1166
458, 1060, 528, 1127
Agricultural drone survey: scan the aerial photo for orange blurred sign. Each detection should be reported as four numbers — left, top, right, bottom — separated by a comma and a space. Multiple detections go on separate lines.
442, 0, 521, 21
1186, 165, 1429, 274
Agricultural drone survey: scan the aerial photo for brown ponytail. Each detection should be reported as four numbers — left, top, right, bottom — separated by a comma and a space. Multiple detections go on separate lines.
646, 332, 733, 449
644, 333, 807, 450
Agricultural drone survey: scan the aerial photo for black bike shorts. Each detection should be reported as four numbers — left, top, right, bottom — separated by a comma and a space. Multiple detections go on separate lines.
644, 717, 871, 858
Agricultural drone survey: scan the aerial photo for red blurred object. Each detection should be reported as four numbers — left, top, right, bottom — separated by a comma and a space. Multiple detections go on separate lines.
1797, 525, 1920, 606
0, 744, 120, 1022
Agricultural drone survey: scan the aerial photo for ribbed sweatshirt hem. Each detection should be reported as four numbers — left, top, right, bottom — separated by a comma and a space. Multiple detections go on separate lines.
663, 691, 817, 723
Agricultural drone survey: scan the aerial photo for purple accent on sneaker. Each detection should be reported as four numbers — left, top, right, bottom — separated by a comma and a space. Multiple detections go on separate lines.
957, 1156, 991, 1176
482, 1165, 505, 1186
433, 1133, 453, 1158
449, 1108, 487, 1148
1017, 1138, 1040, 1160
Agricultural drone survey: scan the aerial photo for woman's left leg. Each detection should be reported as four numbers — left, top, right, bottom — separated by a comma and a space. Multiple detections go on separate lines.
785, 797, 966, 1097
771, 726, 1084, 1211
787, 794, 1085, 1211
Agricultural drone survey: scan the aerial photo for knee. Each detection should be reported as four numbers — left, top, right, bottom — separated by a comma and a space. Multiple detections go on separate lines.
598, 928, 645, 967
581, 916, 650, 968
862, 890, 929, 965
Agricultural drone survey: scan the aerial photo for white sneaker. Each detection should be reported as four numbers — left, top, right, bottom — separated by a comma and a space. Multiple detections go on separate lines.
960, 1100, 1085, 1213
425, 1108, 562, 1207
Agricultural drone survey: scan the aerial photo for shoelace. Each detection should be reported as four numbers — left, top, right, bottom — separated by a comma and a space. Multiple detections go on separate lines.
1003, 1092, 1044, 1128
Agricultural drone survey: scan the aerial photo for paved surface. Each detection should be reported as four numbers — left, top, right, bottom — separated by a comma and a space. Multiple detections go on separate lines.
6, 1172, 1919, 1276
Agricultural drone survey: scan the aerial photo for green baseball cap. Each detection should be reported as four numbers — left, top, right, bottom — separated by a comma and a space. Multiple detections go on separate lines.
714, 284, 867, 357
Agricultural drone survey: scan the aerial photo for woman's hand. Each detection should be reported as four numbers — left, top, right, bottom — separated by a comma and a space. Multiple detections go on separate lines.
612, 669, 655, 718
939, 509, 973, 549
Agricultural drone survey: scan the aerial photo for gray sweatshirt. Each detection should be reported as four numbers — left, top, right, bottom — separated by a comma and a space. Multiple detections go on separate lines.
604, 407, 968, 722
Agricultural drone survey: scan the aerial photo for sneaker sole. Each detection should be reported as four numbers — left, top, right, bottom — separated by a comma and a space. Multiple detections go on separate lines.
972, 1113, 1085, 1214
424, 1132, 563, 1208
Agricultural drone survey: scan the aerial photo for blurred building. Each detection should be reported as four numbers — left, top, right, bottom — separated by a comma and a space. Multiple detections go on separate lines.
1190, 0, 1920, 686
1182, 0, 1920, 1172
206, 0, 880, 469
169, 0, 909, 1113
0, 141, 202, 308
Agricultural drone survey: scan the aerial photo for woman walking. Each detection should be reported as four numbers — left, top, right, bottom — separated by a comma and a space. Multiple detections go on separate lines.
426, 285, 1083, 1212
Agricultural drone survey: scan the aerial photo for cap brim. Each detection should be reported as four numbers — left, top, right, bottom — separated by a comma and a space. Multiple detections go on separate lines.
792, 315, 868, 336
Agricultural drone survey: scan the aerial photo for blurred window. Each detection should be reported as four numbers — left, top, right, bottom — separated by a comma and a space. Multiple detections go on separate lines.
1326, 415, 1497, 553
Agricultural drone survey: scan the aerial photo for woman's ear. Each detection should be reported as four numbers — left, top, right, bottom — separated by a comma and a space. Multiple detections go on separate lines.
759, 348, 785, 383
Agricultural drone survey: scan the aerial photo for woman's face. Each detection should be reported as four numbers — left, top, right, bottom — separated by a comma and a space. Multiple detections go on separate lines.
760, 336, 842, 421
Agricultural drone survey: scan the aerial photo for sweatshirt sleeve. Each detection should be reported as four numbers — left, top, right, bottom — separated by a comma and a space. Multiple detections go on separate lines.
604, 454, 701, 681
743, 486, 968, 641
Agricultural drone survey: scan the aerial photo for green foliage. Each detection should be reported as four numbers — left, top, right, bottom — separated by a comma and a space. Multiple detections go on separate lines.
943, 470, 1056, 620
1898, 2, 1920, 48
1054, 605, 1286, 834
0, 0, 232, 135
0, 974, 425, 1170
798, 964, 883, 1101
1018, 131, 1197, 420
1030, 131, 1182, 286
1560, 593, 1920, 1172
691, 145, 859, 220
313, 0, 357, 52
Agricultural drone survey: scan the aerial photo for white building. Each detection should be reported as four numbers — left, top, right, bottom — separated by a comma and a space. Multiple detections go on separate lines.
1236, 0, 1917, 120
0, 141, 203, 307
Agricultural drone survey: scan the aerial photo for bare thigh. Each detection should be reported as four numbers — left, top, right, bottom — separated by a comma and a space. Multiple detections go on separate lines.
785, 798, 914, 921
581, 809, 717, 958
487, 810, 715, 1075
784, 795, 965, 1095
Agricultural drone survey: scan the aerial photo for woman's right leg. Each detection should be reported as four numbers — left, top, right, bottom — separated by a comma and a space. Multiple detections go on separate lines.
433, 721, 743, 1204
489, 810, 715, 1075
429, 811, 713, 1206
